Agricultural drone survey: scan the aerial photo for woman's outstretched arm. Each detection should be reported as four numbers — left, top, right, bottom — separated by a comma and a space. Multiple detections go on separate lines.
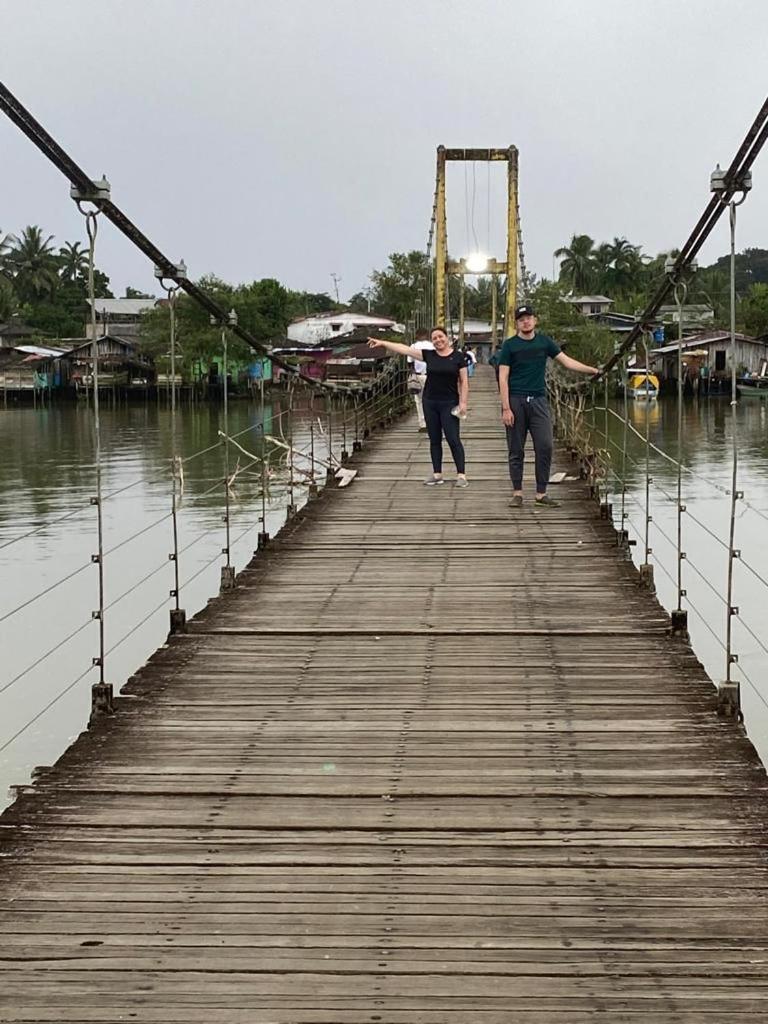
368, 338, 426, 359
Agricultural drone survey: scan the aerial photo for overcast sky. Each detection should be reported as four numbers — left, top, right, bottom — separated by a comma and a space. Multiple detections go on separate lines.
2, 0, 767, 303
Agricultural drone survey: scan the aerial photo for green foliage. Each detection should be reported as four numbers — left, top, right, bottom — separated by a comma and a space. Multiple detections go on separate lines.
711, 247, 768, 291
22, 280, 89, 337
0, 224, 113, 335
369, 250, 431, 323
688, 265, 730, 325
741, 283, 768, 337
58, 241, 89, 284
0, 275, 14, 321
140, 275, 293, 379
346, 291, 372, 314
124, 285, 153, 299
286, 290, 336, 317
554, 234, 599, 293
552, 233, 768, 336
5, 226, 60, 303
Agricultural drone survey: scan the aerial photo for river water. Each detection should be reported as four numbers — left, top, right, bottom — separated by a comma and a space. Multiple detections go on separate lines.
595, 395, 768, 766
0, 395, 336, 806
1, 394, 767, 806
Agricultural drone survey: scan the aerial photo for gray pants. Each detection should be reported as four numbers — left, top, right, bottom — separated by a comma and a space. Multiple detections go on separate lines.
505, 394, 553, 493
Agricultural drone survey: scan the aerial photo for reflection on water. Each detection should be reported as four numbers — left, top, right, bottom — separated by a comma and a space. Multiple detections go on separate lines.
0, 397, 326, 806
598, 396, 768, 765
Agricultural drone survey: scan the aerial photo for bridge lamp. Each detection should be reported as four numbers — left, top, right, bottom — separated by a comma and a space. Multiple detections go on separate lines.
464, 252, 490, 274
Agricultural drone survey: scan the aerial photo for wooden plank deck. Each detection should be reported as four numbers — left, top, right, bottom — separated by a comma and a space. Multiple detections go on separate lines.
1, 366, 768, 1022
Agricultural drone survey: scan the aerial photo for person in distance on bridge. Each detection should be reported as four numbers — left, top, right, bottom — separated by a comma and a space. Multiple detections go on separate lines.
368, 327, 469, 486
499, 304, 598, 508
406, 327, 433, 432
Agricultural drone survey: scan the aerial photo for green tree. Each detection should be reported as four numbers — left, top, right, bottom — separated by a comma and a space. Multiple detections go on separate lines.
0, 228, 12, 274
592, 243, 614, 293
690, 265, 730, 325
741, 283, 768, 337
287, 290, 336, 317
369, 250, 430, 323
57, 241, 89, 284
604, 237, 644, 297
0, 275, 15, 321
554, 234, 598, 293
5, 226, 60, 302
711, 247, 768, 292
124, 285, 154, 299
140, 275, 293, 379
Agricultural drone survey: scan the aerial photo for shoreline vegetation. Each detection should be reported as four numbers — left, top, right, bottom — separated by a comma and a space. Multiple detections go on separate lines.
2, 224, 768, 398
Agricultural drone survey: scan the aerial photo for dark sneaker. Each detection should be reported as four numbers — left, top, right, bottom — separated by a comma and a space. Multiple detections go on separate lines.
535, 494, 560, 507
509, 495, 523, 508
424, 476, 445, 486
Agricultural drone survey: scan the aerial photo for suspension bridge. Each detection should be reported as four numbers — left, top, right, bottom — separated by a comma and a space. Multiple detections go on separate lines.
1, 82, 768, 1021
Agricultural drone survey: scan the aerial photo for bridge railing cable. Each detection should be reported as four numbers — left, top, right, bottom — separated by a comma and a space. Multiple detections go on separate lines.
551, 135, 765, 726
0, 359, 410, 763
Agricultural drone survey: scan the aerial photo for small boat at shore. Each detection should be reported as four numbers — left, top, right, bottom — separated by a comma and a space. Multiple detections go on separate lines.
737, 378, 768, 398
625, 371, 660, 400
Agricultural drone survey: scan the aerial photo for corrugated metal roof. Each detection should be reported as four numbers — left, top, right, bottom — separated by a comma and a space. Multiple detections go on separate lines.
651, 332, 762, 355
15, 344, 67, 357
87, 298, 158, 316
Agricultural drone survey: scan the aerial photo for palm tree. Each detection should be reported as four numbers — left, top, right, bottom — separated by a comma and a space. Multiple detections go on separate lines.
593, 243, 614, 293
0, 229, 12, 278
58, 240, 89, 284
5, 226, 59, 302
606, 237, 643, 296
554, 235, 597, 293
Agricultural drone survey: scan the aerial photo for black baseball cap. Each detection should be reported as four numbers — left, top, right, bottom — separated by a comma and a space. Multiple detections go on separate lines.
514, 304, 535, 320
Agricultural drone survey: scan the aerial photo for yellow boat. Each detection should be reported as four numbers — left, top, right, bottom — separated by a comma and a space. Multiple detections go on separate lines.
626, 371, 659, 400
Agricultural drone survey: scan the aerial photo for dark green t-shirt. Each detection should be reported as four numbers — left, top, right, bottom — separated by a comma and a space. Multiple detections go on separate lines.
498, 332, 561, 396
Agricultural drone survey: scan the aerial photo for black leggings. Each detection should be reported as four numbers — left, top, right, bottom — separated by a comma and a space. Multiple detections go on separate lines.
422, 397, 466, 474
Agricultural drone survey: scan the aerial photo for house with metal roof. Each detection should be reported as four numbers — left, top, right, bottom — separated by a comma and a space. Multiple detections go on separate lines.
566, 295, 613, 315
85, 297, 162, 340
648, 331, 768, 383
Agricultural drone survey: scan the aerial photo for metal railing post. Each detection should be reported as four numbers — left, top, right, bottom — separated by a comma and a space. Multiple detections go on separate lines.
638, 333, 655, 591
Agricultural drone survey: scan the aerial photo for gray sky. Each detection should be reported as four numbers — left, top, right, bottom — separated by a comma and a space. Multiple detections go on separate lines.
2, 0, 767, 302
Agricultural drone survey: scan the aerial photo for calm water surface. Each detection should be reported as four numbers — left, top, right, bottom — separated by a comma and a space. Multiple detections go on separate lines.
597, 396, 768, 765
0, 397, 330, 806
1, 395, 767, 806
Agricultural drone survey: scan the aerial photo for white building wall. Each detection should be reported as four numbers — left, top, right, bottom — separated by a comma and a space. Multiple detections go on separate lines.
287, 314, 399, 346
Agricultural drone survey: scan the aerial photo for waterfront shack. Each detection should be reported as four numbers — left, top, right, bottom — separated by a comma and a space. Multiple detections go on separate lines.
0, 343, 69, 398
649, 330, 768, 392
64, 334, 153, 393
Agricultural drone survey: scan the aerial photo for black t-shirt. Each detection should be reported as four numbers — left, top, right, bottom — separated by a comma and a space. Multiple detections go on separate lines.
422, 349, 465, 403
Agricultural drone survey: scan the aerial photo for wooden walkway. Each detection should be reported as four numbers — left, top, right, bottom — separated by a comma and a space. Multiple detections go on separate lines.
2, 366, 768, 1022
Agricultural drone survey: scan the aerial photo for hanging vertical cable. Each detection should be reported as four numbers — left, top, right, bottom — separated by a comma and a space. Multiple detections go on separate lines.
618, 355, 630, 552
156, 262, 188, 634
711, 162, 751, 715
258, 374, 269, 550
219, 310, 237, 592
72, 177, 113, 721
639, 333, 655, 590
672, 275, 688, 635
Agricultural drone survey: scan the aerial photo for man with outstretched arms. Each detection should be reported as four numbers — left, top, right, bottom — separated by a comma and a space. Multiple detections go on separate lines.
498, 304, 598, 508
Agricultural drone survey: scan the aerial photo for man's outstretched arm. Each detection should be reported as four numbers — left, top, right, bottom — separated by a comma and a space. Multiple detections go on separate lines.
554, 351, 599, 376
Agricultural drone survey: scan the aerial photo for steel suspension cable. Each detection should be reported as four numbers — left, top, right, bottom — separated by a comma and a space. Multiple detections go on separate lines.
81, 207, 108, 694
